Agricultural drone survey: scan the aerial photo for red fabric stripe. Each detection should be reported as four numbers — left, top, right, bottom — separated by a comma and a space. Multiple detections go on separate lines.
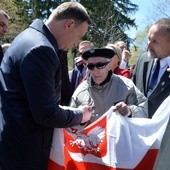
134, 149, 158, 170
48, 159, 65, 170
48, 149, 158, 170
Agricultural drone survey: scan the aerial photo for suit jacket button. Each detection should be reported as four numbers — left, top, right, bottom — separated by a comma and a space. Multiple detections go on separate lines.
161, 82, 165, 86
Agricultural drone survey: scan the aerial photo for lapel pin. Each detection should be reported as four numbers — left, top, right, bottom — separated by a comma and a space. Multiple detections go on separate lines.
167, 67, 170, 72
161, 82, 165, 86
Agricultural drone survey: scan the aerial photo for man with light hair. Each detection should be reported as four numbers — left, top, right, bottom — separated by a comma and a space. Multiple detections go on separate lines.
0, 2, 93, 170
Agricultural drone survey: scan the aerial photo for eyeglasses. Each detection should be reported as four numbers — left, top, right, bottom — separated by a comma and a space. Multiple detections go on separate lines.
87, 62, 110, 70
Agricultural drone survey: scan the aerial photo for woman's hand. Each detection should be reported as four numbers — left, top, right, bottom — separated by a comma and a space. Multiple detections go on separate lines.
112, 101, 131, 116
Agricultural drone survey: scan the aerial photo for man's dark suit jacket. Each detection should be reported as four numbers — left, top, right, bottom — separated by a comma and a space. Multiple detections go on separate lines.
0, 19, 82, 170
132, 53, 170, 169
132, 52, 170, 118
0, 45, 3, 63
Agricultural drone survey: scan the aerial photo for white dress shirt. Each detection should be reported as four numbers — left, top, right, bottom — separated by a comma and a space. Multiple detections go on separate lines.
147, 56, 170, 97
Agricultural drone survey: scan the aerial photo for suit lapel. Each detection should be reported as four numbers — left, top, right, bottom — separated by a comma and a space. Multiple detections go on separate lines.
149, 69, 170, 100
30, 19, 59, 54
143, 58, 154, 95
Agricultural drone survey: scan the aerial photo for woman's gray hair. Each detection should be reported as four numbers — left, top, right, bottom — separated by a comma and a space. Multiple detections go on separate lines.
105, 43, 122, 65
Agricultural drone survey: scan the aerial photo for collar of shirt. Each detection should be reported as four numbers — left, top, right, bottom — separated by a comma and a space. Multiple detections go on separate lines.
160, 55, 170, 69
147, 56, 170, 98
158, 55, 170, 81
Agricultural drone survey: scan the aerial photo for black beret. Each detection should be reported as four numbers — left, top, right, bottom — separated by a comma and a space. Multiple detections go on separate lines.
82, 48, 115, 60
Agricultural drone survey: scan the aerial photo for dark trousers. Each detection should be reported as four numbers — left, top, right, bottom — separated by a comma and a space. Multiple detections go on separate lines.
0, 160, 6, 170
0, 165, 5, 170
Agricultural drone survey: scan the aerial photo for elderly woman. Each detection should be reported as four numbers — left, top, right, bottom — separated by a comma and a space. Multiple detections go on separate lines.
69, 48, 148, 124
106, 43, 131, 78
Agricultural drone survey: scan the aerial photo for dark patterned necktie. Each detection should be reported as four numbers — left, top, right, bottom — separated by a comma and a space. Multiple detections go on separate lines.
149, 59, 160, 90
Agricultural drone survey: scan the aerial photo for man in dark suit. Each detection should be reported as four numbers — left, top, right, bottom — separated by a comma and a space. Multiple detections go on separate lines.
132, 52, 154, 96
132, 18, 170, 118
132, 18, 170, 169
0, 2, 93, 170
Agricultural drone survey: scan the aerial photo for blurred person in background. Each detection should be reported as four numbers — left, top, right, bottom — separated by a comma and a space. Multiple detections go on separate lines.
0, 9, 9, 146
69, 40, 94, 91
0, 10, 9, 63
106, 43, 131, 78
114, 40, 131, 69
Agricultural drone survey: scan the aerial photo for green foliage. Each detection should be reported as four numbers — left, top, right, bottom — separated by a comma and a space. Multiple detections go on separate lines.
67, 48, 75, 71
1, 0, 138, 67
0, 0, 27, 43
129, 26, 150, 65
13, 0, 63, 25
80, 0, 138, 47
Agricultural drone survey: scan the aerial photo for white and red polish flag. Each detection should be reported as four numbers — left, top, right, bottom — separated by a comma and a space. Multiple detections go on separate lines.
48, 96, 170, 170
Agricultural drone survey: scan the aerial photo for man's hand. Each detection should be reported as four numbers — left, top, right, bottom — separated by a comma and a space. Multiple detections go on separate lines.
112, 101, 131, 116
122, 48, 131, 61
79, 105, 93, 123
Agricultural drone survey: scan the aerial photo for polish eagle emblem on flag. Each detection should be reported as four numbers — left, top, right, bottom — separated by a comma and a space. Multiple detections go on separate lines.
64, 116, 107, 157
48, 96, 170, 170
67, 126, 105, 153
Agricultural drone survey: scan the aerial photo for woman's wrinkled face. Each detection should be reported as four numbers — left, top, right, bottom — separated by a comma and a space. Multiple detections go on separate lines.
87, 57, 111, 85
